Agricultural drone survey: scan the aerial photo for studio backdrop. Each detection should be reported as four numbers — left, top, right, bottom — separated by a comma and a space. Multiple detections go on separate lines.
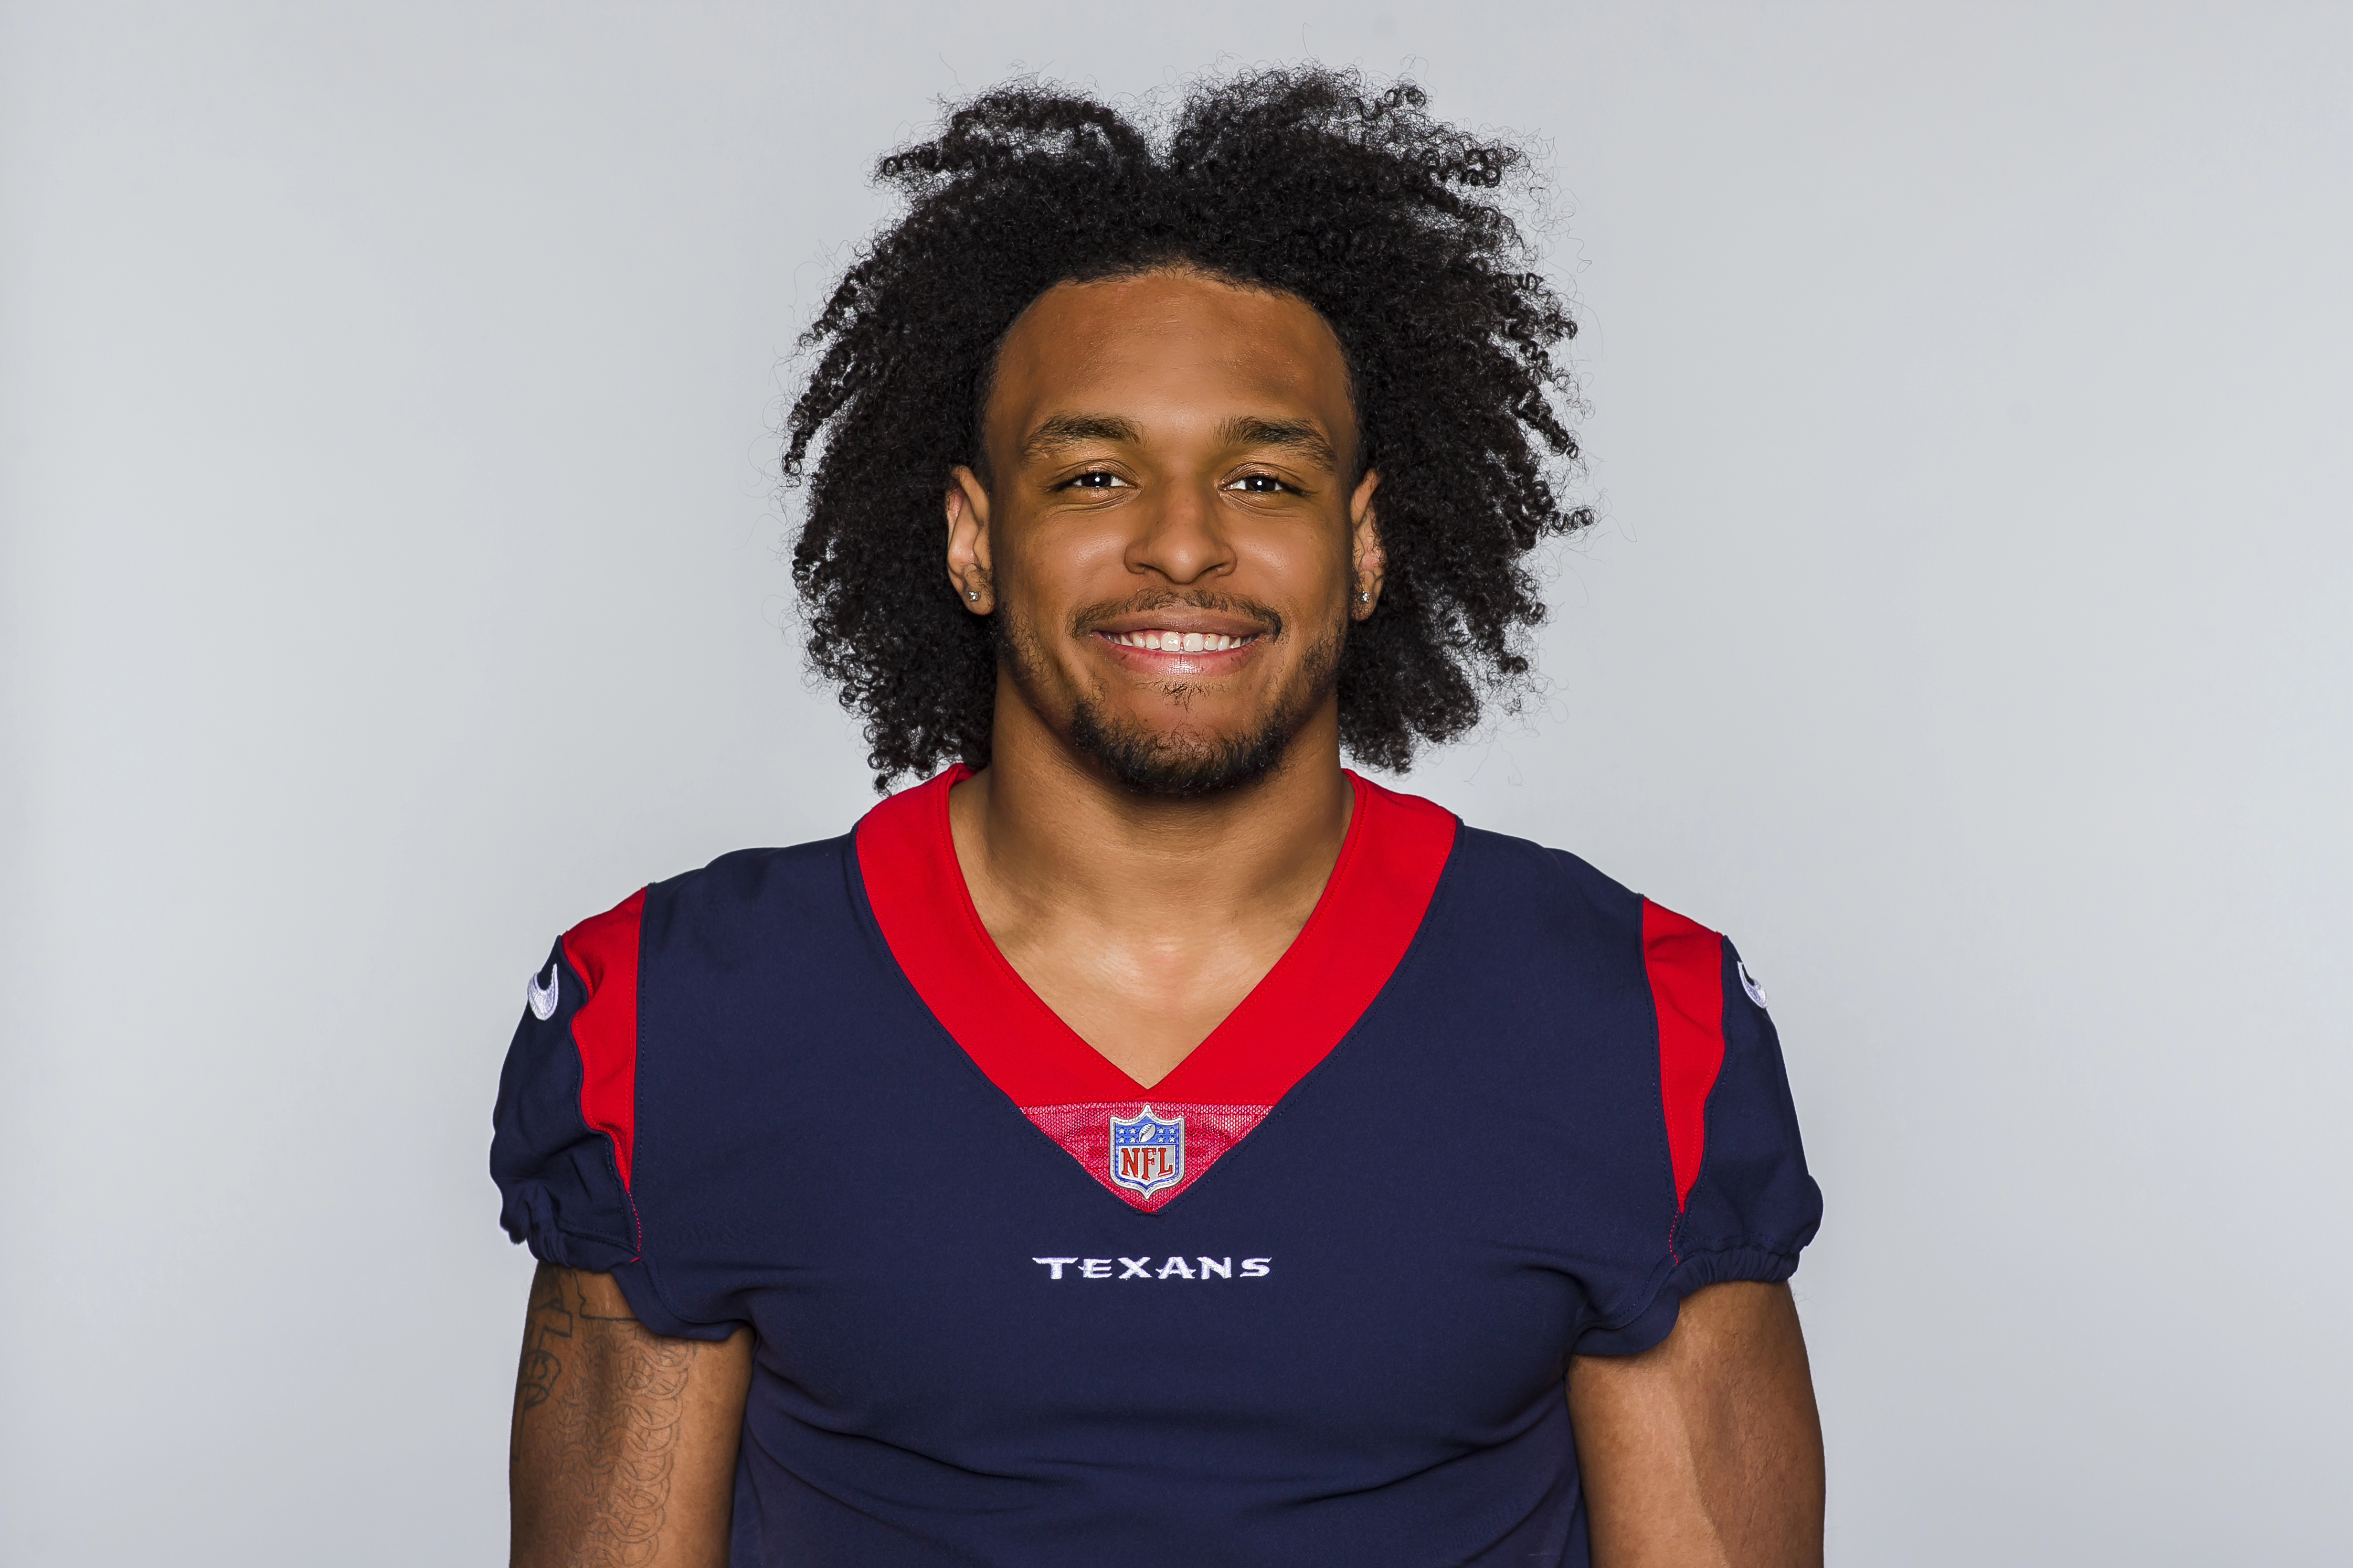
3, 2, 2347, 1563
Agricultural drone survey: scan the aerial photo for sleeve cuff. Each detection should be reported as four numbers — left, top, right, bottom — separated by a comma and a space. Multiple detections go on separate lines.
609, 1258, 743, 1343
1572, 1243, 1802, 1358
500, 1179, 638, 1275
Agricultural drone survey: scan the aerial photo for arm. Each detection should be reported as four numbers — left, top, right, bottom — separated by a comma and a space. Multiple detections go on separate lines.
510, 1264, 754, 1568
1568, 1281, 1824, 1568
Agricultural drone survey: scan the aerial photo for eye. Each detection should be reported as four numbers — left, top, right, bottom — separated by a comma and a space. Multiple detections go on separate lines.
1061, 471, 1129, 491
1226, 473, 1297, 495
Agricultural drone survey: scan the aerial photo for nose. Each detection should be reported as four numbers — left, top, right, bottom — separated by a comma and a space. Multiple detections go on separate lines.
1124, 476, 1235, 586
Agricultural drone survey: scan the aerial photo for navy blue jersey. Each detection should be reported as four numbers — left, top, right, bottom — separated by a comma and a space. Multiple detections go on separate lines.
491, 771, 1821, 1565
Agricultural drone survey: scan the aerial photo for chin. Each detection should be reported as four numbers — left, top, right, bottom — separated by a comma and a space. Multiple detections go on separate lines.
1066, 703, 1296, 799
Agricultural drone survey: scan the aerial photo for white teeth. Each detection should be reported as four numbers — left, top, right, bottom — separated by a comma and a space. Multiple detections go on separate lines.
1111, 630, 1249, 651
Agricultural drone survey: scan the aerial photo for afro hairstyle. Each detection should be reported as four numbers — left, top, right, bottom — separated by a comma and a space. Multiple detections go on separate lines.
782, 66, 1591, 789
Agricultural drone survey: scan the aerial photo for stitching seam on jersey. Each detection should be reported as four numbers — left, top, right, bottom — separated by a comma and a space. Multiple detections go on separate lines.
623, 895, 646, 1260
560, 917, 648, 1262
551, 950, 637, 1257
615, 904, 714, 1334
1639, 903, 1682, 1265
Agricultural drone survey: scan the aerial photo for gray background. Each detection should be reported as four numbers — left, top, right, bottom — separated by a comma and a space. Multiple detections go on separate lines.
4, 2, 2347, 1562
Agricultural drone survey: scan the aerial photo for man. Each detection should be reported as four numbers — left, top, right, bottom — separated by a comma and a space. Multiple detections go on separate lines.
493, 69, 1823, 1567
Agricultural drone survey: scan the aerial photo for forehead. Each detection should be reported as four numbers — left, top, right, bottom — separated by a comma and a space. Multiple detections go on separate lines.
987, 270, 1353, 445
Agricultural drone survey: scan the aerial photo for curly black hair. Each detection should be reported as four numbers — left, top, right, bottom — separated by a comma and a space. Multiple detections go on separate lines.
783, 66, 1591, 789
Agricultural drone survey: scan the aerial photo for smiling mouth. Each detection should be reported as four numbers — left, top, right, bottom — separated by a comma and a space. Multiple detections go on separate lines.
1100, 629, 1259, 653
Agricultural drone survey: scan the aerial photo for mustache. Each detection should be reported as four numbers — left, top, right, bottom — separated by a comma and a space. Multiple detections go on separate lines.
1069, 590, 1285, 638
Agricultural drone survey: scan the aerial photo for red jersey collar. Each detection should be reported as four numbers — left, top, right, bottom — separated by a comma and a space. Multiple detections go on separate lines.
855, 766, 1457, 1208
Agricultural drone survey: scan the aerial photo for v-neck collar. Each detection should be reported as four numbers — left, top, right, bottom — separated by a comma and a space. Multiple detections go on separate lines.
854, 766, 1458, 1210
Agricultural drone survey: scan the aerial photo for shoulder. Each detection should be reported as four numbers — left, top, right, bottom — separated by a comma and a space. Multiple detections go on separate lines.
1353, 773, 1650, 950
557, 831, 865, 974
1450, 821, 1646, 914
1390, 775, 1741, 958
490, 830, 876, 1285
1404, 802, 1823, 1349
643, 833, 861, 941
1427, 815, 1655, 965
1406, 804, 1753, 1054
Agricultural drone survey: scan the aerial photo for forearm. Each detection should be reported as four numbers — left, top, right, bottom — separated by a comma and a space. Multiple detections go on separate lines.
510, 1264, 752, 1568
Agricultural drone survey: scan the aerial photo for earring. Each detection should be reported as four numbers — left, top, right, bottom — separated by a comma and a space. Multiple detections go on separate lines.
1359, 591, 1370, 602
967, 589, 979, 601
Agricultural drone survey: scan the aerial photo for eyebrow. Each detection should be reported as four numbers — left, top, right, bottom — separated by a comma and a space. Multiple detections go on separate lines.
1019, 413, 1143, 464
1217, 415, 1339, 473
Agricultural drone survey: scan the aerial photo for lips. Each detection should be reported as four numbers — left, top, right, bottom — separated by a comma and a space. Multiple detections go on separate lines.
1083, 600, 1276, 671
1093, 626, 1260, 672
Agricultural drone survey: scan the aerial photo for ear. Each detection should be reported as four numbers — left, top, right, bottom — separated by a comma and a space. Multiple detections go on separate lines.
1348, 469, 1385, 621
945, 466, 994, 614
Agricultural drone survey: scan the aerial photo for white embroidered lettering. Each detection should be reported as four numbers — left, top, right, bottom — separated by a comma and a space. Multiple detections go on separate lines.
1030, 1253, 1268, 1280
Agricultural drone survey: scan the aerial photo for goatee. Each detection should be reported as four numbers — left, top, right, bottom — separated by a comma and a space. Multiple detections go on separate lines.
997, 598, 1344, 799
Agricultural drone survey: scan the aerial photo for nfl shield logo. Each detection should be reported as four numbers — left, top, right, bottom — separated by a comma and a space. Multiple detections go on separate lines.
1108, 1106, 1185, 1198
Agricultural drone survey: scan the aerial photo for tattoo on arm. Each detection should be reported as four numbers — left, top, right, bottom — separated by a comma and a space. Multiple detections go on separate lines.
512, 1266, 704, 1566
517, 1267, 574, 1411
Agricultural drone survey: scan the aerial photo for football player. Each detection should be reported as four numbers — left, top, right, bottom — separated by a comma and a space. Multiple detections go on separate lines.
495, 68, 1824, 1567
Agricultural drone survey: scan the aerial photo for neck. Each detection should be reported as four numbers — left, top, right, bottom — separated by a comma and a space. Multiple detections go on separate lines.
948, 687, 1355, 941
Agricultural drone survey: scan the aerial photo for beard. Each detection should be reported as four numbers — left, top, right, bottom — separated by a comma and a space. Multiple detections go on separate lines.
997, 592, 1345, 800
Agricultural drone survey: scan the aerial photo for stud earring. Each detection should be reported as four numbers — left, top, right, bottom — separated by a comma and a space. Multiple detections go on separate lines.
967, 589, 979, 601
1359, 591, 1371, 602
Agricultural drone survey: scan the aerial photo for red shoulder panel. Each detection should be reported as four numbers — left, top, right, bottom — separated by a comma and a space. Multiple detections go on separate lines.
560, 889, 647, 1192
1641, 898, 1727, 1214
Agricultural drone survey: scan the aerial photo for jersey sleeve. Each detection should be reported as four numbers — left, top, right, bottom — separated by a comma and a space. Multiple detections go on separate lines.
490, 892, 648, 1276
491, 884, 751, 1342
1573, 902, 1825, 1356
